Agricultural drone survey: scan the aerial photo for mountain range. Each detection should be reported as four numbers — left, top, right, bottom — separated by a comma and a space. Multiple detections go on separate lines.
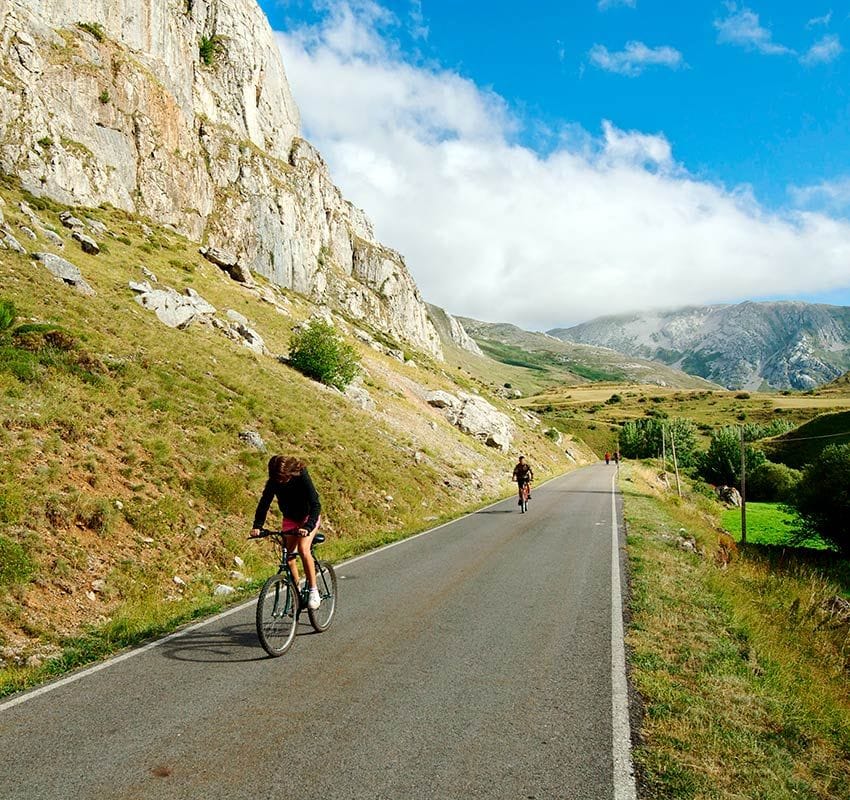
548, 302, 850, 390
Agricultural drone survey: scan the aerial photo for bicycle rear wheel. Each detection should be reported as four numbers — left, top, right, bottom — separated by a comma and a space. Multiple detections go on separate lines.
307, 561, 337, 632
256, 573, 299, 657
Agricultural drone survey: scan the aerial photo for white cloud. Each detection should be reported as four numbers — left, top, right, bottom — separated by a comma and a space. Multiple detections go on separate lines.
589, 41, 685, 77
801, 33, 842, 65
806, 11, 832, 28
275, 3, 850, 330
790, 177, 850, 212
598, 0, 637, 10
715, 5, 794, 56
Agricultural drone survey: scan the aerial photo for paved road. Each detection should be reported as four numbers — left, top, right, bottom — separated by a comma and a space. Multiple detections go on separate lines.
1, 463, 633, 800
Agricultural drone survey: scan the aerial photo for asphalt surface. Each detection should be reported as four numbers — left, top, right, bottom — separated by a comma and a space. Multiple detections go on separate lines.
1, 463, 629, 800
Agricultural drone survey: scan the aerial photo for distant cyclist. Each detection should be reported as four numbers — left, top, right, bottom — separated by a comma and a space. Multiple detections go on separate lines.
512, 455, 534, 506
250, 455, 323, 610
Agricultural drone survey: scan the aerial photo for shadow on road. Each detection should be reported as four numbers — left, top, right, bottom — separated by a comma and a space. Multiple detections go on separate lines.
475, 509, 515, 515
158, 621, 320, 664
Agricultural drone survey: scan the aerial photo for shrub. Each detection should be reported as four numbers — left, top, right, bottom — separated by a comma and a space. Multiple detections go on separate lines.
288, 320, 359, 391
606, 393, 622, 405
789, 444, 850, 555
199, 34, 225, 66
77, 21, 105, 42
99, 89, 110, 104
746, 461, 801, 502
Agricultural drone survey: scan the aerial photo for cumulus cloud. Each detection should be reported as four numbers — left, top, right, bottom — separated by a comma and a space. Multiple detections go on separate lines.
589, 41, 685, 76
715, 5, 794, 56
275, 3, 850, 329
801, 34, 842, 65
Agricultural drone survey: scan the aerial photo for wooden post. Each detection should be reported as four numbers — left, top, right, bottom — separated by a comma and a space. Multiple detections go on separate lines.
670, 427, 682, 498
740, 426, 747, 544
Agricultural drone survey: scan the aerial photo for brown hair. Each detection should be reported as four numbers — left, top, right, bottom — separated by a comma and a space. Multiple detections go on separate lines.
268, 455, 305, 483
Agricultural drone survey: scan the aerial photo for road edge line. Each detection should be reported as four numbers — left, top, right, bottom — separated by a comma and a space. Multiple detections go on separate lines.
1, 472, 569, 712
611, 471, 638, 800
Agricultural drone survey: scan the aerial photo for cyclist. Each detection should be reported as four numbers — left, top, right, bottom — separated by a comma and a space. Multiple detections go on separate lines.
250, 455, 323, 610
512, 455, 534, 506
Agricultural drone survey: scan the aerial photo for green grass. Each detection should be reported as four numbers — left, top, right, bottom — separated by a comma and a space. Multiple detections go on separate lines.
623, 464, 850, 799
720, 501, 831, 549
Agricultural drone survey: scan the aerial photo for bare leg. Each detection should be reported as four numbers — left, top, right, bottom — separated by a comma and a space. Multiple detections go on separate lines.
284, 535, 303, 586
289, 530, 318, 589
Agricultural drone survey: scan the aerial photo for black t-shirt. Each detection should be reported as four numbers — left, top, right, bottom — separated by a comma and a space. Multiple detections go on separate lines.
513, 463, 532, 482
252, 468, 321, 532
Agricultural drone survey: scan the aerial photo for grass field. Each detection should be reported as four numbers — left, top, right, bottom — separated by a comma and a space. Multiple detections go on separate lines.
720, 502, 832, 550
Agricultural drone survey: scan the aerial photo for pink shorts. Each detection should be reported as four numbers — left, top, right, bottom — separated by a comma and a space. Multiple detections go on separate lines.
281, 515, 320, 535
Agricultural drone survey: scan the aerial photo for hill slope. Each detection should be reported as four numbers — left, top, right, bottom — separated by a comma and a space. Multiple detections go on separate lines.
549, 302, 850, 390
459, 317, 719, 390
0, 183, 585, 682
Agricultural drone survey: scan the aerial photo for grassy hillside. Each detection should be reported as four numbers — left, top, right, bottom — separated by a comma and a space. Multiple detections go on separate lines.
519, 383, 850, 456
458, 317, 720, 392
761, 410, 850, 469
0, 182, 585, 693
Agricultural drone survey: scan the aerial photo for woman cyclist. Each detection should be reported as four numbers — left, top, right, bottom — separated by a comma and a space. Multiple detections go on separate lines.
250, 455, 323, 610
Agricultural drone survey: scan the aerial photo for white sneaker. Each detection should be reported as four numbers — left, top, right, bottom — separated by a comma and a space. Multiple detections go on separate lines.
307, 588, 321, 610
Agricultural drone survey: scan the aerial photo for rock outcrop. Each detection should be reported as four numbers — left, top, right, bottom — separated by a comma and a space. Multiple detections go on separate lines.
426, 390, 514, 451
1, 0, 443, 359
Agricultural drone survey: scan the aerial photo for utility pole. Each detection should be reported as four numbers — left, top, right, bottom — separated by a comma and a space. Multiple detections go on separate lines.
670, 426, 682, 498
740, 426, 747, 544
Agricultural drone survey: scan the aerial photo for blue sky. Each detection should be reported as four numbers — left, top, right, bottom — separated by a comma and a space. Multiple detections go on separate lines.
258, 0, 850, 328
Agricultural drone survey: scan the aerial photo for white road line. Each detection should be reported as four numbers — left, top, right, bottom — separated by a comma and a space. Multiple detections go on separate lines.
1, 475, 564, 712
611, 471, 638, 800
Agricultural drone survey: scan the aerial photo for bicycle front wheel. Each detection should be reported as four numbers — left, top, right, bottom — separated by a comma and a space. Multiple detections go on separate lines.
256, 574, 299, 657
308, 561, 337, 632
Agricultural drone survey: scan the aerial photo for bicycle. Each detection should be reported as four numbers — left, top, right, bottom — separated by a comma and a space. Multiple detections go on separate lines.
519, 480, 531, 513
250, 528, 338, 657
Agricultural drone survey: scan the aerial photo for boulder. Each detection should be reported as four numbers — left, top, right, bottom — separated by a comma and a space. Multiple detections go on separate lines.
129, 282, 215, 328
200, 246, 252, 283
34, 252, 95, 295
72, 231, 100, 254
426, 390, 459, 409
59, 211, 85, 230
452, 394, 514, 451
238, 431, 266, 451
716, 485, 742, 507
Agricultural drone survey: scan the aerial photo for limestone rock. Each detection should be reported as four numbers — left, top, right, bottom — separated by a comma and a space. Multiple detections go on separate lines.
452, 394, 514, 451
72, 230, 99, 254
34, 252, 95, 295
426, 390, 459, 409
1, 0, 443, 362
129, 281, 215, 328
59, 211, 85, 230
238, 430, 266, 451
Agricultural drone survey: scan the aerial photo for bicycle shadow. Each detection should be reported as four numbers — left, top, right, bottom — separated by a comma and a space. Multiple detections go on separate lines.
475, 509, 515, 514
159, 620, 319, 664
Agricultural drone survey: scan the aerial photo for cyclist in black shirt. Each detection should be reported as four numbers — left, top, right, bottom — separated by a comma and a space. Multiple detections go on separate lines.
251, 455, 323, 609
512, 455, 534, 505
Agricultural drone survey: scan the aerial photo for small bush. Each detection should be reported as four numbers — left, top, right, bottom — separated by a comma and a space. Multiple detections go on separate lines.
99, 89, 110, 104
288, 320, 360, 391
747, 461, 801, 502
77, 21, 105, 42
735, 392, 751, 399
606, 393, 622, 405
0, 536, 35, 587
199, 34, 225, 66
37, 136, 53, 149
193, 471, 244, 513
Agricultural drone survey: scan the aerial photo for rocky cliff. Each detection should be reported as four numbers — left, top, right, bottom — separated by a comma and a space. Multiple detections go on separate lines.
549, 302, 850, 390
0, 0, 443, 357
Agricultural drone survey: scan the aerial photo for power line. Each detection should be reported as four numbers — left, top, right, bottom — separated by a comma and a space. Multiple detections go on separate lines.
768, 430, 850, 443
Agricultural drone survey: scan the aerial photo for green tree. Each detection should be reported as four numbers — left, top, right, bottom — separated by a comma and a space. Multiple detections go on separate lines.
790, 444, 850, 555
619, 417, 697, 466
288, 320, 359, 391
698, 426, 765, 487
